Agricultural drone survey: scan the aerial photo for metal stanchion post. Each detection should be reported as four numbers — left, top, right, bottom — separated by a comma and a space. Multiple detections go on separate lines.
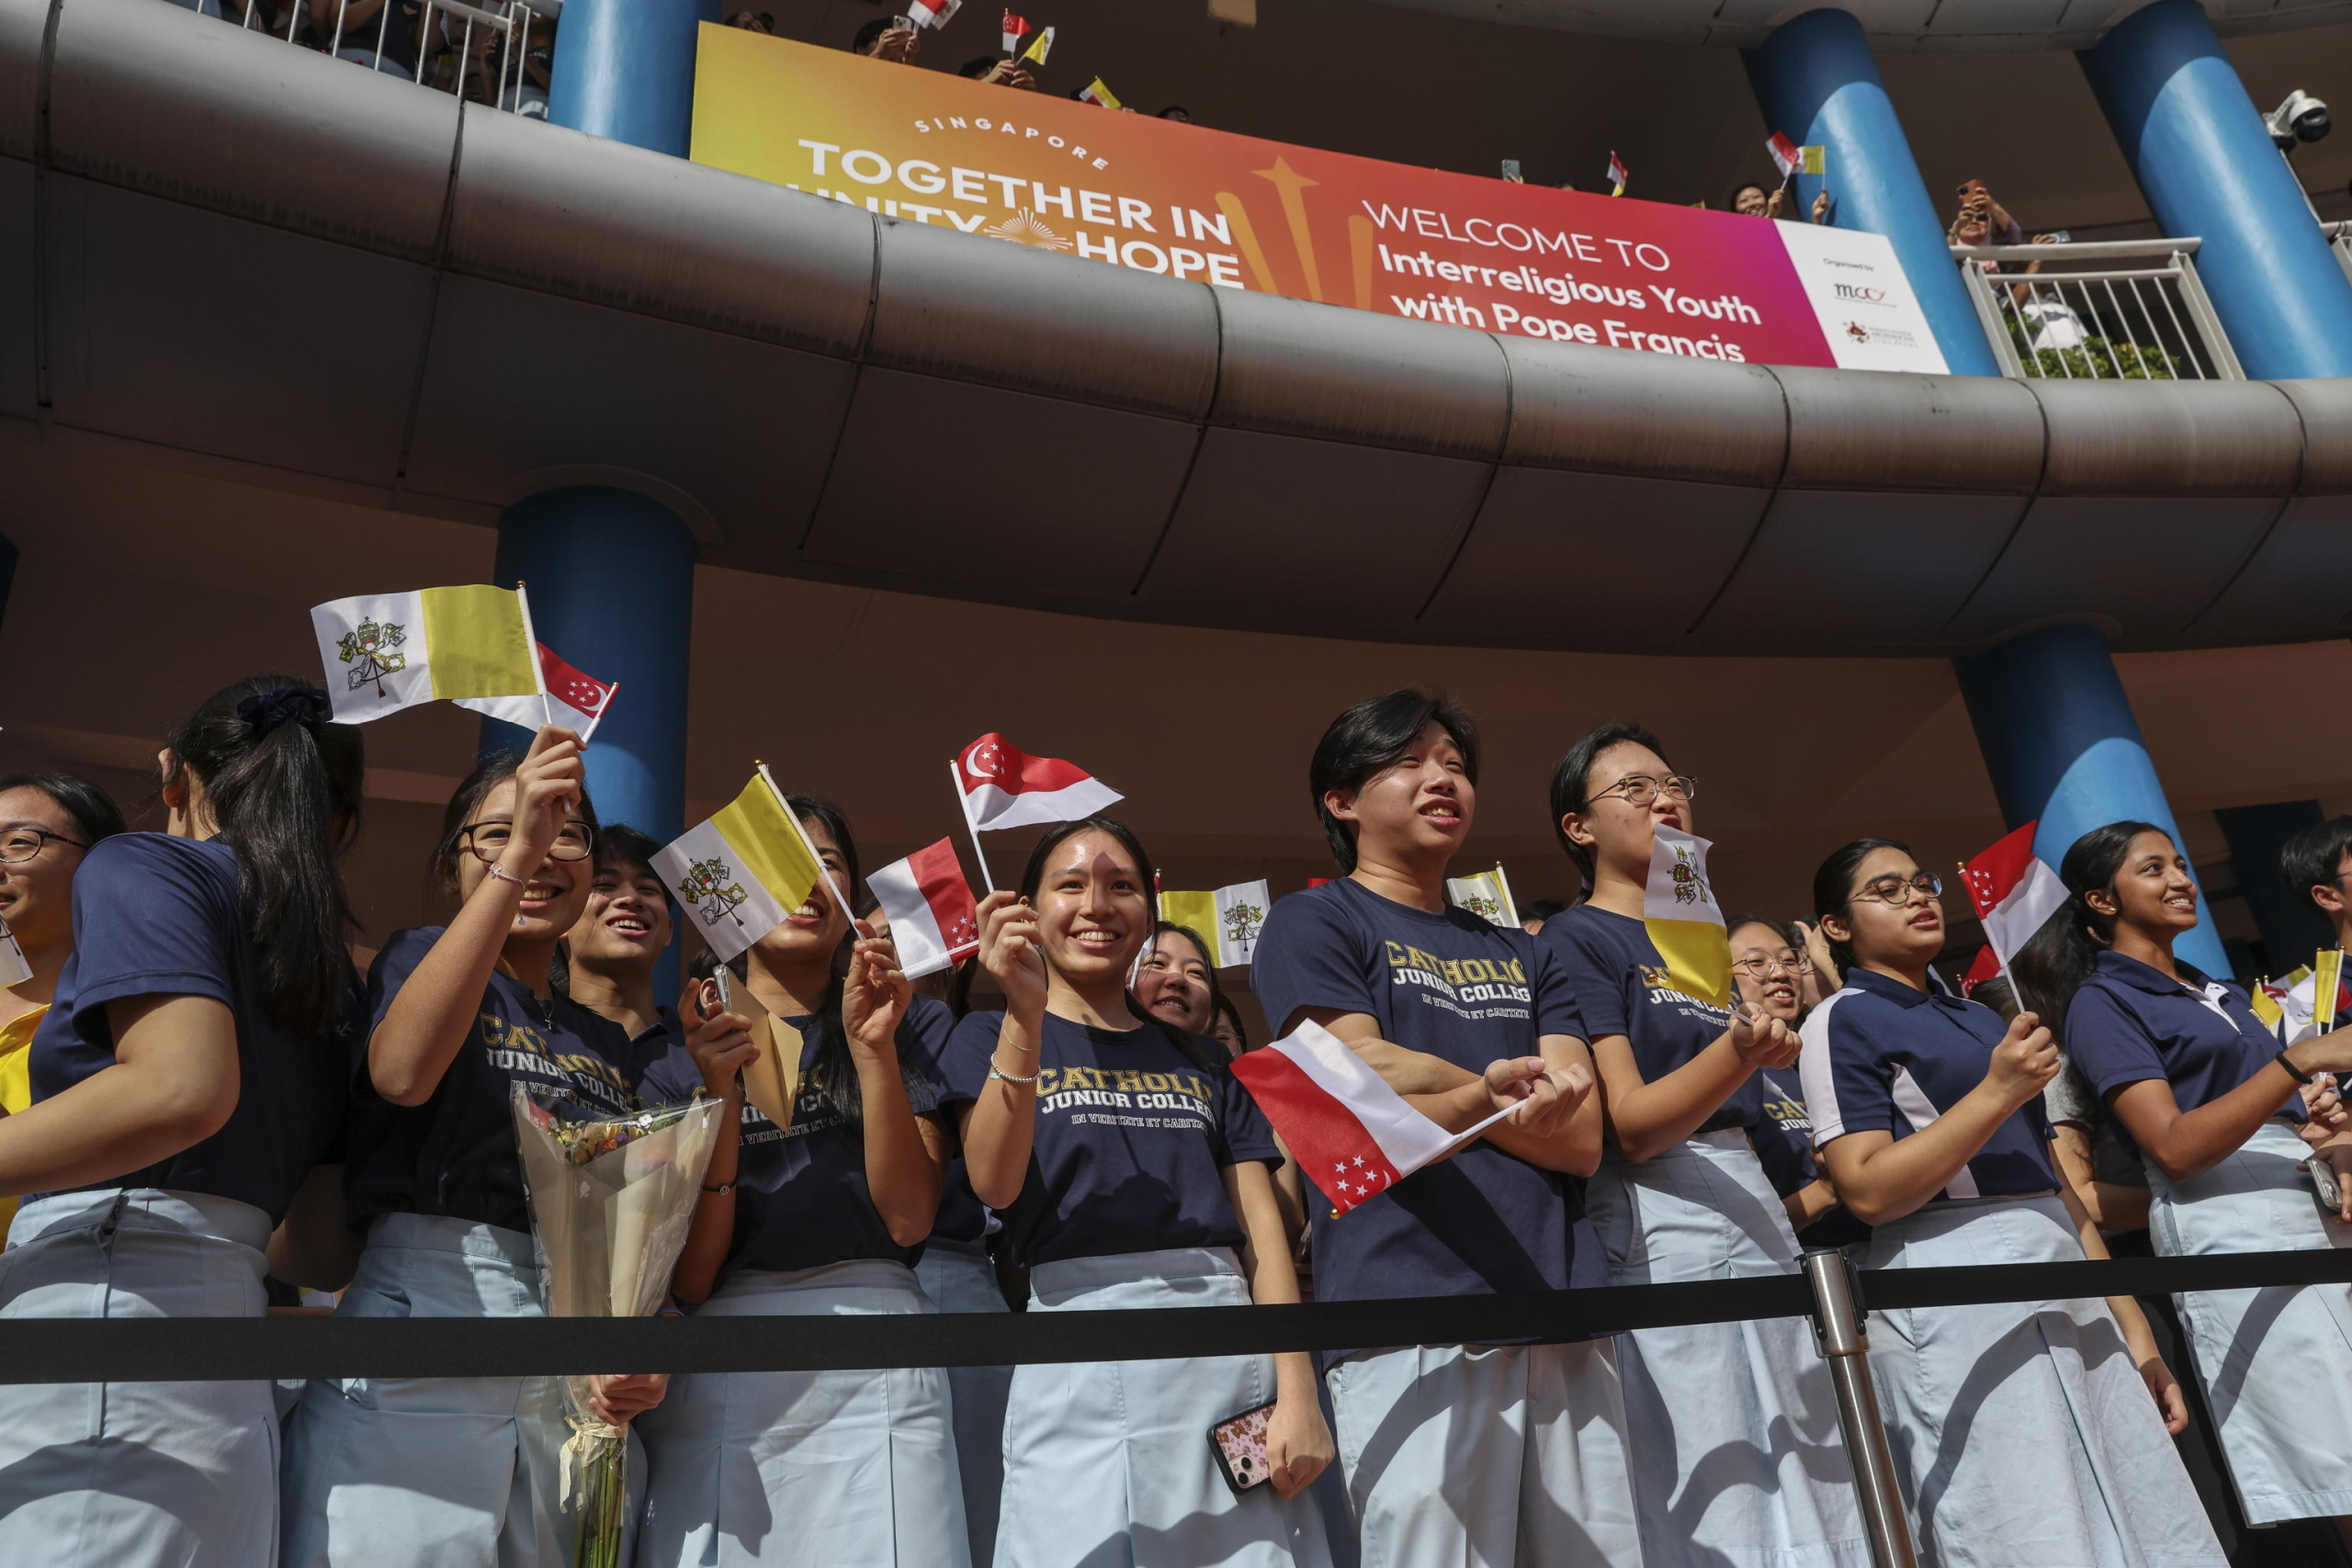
1802, 1248, 1918, 1568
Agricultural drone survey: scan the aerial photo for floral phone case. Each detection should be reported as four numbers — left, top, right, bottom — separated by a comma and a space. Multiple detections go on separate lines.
1207, 1400, 1276, 1495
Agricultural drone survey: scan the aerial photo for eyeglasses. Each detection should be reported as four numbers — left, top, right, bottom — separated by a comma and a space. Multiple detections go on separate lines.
1592, 773, 1697, 809
460, 820, 595, 864
0, 827, 87, 863
1731, 953, 1813, 979
1854, 872, 1942, 907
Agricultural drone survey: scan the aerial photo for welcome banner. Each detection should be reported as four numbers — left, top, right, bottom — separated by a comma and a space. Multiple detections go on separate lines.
692, 29, 1949, 375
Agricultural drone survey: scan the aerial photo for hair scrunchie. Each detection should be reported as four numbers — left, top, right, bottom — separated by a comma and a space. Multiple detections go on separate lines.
236, 685, 334, 736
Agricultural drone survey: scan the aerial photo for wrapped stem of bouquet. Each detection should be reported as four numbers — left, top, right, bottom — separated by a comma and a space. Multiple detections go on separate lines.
512, 1086, 726, 1568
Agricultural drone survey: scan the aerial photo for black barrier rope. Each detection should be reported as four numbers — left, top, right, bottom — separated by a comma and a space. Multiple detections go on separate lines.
5, 1246, 2346, 1384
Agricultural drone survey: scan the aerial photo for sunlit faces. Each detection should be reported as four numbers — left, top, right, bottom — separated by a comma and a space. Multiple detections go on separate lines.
0, 785, 87, 954
1033, 829, 1152, 982
1136, 928, 1215, 1033
1824, 846, 1945, 968
1734, 185, 1769, 217
1562, 740, 1691, 881
2092, 829, 2199, 937
749, 817, 853, 966
1327, 720, 1474, 865
570, 859, 673, 973
458, 779, 594, 942
1729, 919, 1804, 1023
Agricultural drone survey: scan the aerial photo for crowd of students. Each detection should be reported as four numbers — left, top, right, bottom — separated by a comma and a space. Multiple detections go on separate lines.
0, 676, 2345, 1568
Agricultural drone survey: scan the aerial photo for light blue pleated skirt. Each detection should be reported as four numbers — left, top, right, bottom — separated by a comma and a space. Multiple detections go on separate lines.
279, 1213, 574, 1568
914, 1237, 1012, 1567
994, 1246, 1331, 1568
0, 1188, 277, 1568
1587, 1130, 1868, 1568
2147, 1117, 2352, 1525
1864, 1194, 2225, 1568
633, 1257, 970, 1568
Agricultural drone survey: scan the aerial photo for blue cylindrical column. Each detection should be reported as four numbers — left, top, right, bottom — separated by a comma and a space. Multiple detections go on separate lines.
2079, 0, 2352, 379
1744, 7, 2001, 378
486, 487, 695, 852
1952, 625, 2230, 977
547, 0, 717, 158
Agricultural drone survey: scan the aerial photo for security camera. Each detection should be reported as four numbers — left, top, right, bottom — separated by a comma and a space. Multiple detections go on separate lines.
2266, 90, 2330, 153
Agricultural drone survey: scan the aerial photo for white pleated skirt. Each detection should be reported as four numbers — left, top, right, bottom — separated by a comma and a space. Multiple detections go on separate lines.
632, 1257, 971, 1568
2146, 1118, 2352, 1525
0, 1188, 278, 1568
1586, 1131, 1868, 1568
1864, 1194, 2225, 1568
994, 1246, 1331, 1568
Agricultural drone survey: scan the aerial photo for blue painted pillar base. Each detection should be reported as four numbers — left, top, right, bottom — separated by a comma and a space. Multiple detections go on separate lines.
1952, 624, 2231, 978
2214, 801, 2331, 971
548, 0, 718, 158
1744, 7, 1999, 377
2079, 0, 2352, 379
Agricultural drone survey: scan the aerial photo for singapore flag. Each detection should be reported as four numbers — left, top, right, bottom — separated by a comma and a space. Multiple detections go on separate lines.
955, 732, 1123, 831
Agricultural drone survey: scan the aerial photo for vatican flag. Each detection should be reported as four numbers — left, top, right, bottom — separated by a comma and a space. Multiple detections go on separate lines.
1159, 879, 1272, 967
1645, 824, 1730, 1009
311, 584, 543, 726
653, 772, 831, 964
1445, 864, 1520, 930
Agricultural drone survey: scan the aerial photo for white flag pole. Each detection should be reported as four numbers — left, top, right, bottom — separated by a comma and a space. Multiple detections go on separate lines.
757, 762, 859, 929
580, 681, 616, 747
1493, 863, 1520, 930
511, 581, 556, 731
950, 758, 997, 895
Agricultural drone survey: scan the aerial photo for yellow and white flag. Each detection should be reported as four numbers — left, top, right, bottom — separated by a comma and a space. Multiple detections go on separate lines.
1159, 879, 1272, 967
311, 584, 543, 726
2254, 950, 2344, 1043
1644, 824, 1730, 1009
653, 773, 829, 964
1445, 864, 1520, 930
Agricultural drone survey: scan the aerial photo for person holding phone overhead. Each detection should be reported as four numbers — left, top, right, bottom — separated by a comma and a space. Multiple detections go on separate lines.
943, 815, 1332, 1568
1804, 837, 2220, 1568
633, 797, 972, 1568
281, 727, 667, 1568
1251, 691, 1636, 1568
2020, 819, 2352, 1549
1539, 722, 1862, 1568
0, 679, 357, 1567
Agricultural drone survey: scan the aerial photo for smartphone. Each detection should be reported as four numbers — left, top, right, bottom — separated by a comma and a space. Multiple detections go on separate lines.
1208, 1400, 1276, 1495
711, 965, 735, 1018
1500, 159, 1522, 184
2312, 1156, 2345, 1216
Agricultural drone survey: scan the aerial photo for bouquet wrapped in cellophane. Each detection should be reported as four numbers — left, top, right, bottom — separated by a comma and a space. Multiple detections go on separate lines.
512, 1085, 726, 1568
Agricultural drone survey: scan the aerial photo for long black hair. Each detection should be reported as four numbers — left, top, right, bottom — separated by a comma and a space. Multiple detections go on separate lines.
2010, 820, 2166, 1026
0, 772, 128, 848
1810, 838, 1914, 977
165, 677, 364, 1037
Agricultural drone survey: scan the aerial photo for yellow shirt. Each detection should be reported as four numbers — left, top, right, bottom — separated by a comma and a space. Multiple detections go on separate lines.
0, 1004, 45, 1238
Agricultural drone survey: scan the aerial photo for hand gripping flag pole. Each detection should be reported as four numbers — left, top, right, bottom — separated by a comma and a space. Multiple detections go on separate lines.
511, 581, 557, 732
950, 759, 997, 895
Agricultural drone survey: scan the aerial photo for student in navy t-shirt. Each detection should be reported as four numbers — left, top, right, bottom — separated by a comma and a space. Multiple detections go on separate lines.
2020, 819, 2352, 1539
1803, 836, 2219, 1567
633, 796, 972, 1568
561, 822, 682, 1057
282, 727, 664, 1568
1250, 691, 1637, 1568
1540, 722, 1860, 1568
1726, 918, 1869, 1251
0, 678, 361, 1568
943, 815, 1331, 1568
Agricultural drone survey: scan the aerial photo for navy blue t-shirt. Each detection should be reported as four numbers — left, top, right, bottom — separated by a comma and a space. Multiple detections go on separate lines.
897, 1004, 991, 1247
1800, 966, 2056, 1201
936, 1010, 1276, 1268
1541, 904, 1760, 1134
640, 994, 953, 1276
1752, 1068, 1871, 1249
1250, 877, 1611, 1346
29, 834, 353, 1225
2063, 952, 2300, 1155
344, 926, 646, 1237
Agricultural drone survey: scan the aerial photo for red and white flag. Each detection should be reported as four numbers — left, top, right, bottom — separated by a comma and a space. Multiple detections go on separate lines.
1000, 9, 1030, 53
869, 838, 979, 980
1606, 151, 1628, 196
1767, 131, 1801, 177
907, 0, 960, 28
955, 733, 1122, 831
1231, 1020, 1518, 1214
1959, 820, 2068, 979
454, 642, 618, 741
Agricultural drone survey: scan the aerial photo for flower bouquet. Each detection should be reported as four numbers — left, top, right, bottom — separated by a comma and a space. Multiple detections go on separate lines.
512, 1085, 726, 1568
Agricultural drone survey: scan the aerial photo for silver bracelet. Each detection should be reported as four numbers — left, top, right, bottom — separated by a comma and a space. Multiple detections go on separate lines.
988, 1055, 1039, 1086
485, 863, 525, 889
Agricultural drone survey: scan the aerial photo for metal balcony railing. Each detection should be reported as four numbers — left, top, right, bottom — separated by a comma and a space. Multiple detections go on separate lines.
1951, 238, 2241, 381
2327, 220, 2352, 290
195, 0, 556, 116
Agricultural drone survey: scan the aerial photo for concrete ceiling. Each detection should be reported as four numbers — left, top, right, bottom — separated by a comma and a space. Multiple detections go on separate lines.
1366, 0, 2352, 51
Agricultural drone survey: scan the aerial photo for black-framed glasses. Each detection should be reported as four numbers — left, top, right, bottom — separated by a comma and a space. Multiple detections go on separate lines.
1855, 871, 1942, 907
1593, 773, 1698, 809
1731, 953, 1813, 979
0, 827, 87, 863
460, 820, 595, 864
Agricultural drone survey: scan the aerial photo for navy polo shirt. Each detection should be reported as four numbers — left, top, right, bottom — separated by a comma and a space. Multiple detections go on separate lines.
1751, 1068, 1871, 1249
1800, 966, 2056, 1201
2063, 951, 2299, 1154
1541, 904, 1759, 1134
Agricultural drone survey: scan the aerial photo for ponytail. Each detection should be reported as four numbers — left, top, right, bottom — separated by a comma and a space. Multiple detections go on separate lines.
2009, 820, 2164, 1027
165, 677, 364, 1038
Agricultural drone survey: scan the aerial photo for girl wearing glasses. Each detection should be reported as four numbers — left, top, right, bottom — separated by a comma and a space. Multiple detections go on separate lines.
1541, 722, 1863, 1568
284, 726, 666, 1568
1802, 837, 2219, 1568
0, 680, 358, 1568
1725, 918, 1869, 1252
2017, 821, 2352, 1548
